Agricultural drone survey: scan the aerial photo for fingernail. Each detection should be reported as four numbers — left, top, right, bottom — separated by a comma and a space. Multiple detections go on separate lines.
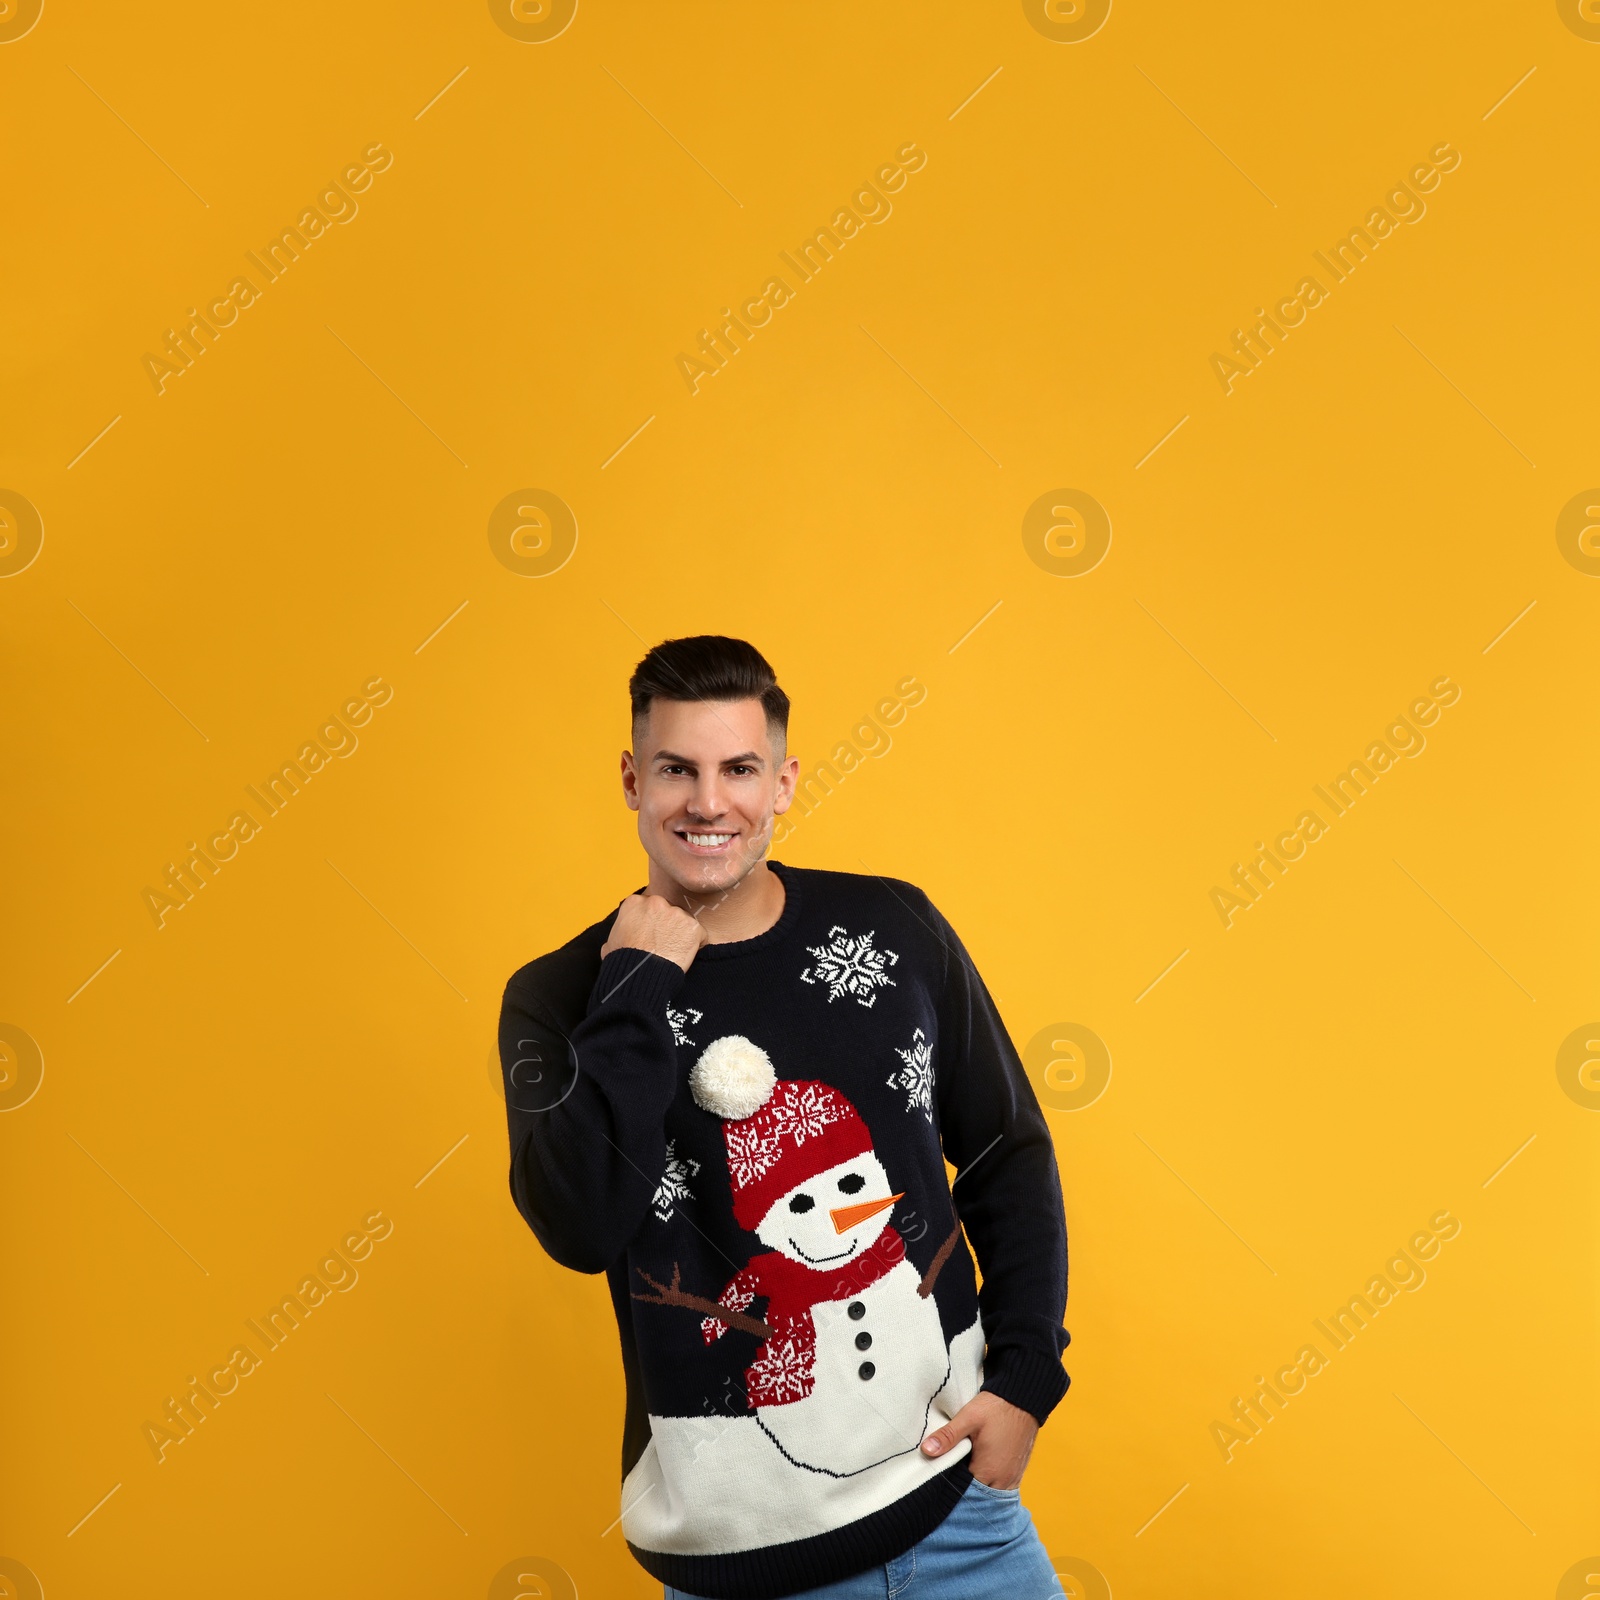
923, 1439, 942, 1455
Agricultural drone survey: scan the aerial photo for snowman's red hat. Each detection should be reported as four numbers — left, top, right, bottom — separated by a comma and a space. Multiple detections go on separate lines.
690, 1036, 874, 1231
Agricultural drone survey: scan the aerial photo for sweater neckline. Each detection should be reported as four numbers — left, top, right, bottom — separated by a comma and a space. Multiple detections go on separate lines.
692, 860, 802, 962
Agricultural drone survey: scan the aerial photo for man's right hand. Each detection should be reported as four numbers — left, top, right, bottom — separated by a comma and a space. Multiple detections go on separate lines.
600, 893, 710, 973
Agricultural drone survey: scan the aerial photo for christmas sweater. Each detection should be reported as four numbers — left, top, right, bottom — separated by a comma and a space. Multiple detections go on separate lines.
498, 863, 1070, 1600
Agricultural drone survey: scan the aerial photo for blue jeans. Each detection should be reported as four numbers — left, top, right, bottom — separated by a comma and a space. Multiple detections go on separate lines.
665, 1478, 1063, 1599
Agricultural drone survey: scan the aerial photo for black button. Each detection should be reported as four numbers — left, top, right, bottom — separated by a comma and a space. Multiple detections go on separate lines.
858, 1361, 875, 1380
855, 1332, 872, 1351
847, 1301, 865, 1320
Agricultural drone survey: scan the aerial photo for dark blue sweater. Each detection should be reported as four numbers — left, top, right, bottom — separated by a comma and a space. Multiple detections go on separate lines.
499, 863, 1069, 1600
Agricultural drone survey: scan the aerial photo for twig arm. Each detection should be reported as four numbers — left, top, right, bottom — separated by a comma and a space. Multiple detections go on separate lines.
632, 1263, 774, 1339
917, 1223, 961, 1298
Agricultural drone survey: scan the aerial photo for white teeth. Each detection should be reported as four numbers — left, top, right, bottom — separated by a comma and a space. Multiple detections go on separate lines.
685, 833, 731, 847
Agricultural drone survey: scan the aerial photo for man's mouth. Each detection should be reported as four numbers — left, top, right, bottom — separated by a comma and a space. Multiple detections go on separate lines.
677, 831, 736, 854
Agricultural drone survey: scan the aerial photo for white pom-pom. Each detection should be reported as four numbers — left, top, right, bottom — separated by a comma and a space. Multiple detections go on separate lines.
689, 1035, 777, 1120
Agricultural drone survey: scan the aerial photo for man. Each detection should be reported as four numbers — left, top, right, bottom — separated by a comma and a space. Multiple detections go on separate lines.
499, 636, 1069, 1600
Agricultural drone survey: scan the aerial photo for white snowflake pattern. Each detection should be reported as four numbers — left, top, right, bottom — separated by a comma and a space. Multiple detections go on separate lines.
701, 1277, 756, 1343
725, 1121, 783, 1188
769, 1082, 845, 1147
888, 1027, 935, 1121
667, 1005, 703, 1048
800, 925, 899, 1007
650, 1140, 700, 1222
746, 1329, 815, 1406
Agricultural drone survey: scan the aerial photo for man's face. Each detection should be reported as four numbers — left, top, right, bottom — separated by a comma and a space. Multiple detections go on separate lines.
622, 698, 798, 896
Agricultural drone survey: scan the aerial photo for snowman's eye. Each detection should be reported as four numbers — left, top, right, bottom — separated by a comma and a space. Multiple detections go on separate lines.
788, 1194, 815, 1214
837, 1174, 866, 1195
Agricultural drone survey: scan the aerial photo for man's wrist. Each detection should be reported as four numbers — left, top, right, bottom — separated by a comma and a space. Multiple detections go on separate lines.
594, 946, 688, 1004
980, 1347, 1070, 1426
602, 940, 692, 973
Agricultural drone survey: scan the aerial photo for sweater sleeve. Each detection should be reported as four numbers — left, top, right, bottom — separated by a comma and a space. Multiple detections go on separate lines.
927, 895, 1071, 1424
500, 946, 686, 1274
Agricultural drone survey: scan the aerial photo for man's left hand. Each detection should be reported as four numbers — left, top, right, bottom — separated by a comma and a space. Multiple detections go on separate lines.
920, 1391, 1039, 1490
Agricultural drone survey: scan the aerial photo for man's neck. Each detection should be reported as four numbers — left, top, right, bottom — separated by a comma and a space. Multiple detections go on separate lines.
647, 858, 786, 945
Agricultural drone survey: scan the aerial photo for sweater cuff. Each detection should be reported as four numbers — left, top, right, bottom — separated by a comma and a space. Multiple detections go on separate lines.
592, 948, 687, 1014
981, 1346, 1070, 1425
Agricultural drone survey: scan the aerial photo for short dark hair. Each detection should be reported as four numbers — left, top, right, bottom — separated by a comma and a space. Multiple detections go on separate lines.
629, 635, 789, 742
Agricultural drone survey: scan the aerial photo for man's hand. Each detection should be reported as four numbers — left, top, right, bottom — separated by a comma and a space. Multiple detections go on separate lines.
600, 893, 709, 973
920, 1391, 1039, 1490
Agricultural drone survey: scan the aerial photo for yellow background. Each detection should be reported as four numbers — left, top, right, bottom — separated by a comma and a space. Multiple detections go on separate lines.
3, 1, 1597, 1595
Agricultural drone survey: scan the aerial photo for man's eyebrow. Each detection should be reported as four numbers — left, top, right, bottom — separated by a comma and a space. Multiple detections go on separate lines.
652, 749, 765, 766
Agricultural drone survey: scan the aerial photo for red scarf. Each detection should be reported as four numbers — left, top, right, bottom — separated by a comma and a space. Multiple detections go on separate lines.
746, 1225, 905, 1328
710, 1228, 908, 1408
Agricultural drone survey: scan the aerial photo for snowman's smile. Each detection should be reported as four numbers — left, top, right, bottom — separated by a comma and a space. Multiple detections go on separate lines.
788, 1238, 857, 1265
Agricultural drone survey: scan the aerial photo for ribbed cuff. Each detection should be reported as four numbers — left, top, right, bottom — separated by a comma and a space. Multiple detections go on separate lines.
981, 1345, 1070, 1425
592, 947, 686, 1013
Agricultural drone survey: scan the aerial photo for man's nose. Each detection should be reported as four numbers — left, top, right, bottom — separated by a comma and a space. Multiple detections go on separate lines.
688, 778, 727, 818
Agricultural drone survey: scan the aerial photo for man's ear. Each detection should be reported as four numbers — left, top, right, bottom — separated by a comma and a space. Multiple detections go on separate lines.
620, 749, 642, 811
772, 752, 800, 816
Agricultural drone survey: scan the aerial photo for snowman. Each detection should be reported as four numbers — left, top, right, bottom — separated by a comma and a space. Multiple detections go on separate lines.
672, 1035, 962, 1477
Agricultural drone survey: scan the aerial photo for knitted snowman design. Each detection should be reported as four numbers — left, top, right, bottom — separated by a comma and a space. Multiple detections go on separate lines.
687, 1035, 956, 1478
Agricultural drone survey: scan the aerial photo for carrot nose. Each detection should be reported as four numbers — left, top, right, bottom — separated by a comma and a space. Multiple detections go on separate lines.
830, 1192, 903, 1234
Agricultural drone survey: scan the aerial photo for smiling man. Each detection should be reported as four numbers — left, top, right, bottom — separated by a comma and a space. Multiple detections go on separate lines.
498, 636, 1069, 1600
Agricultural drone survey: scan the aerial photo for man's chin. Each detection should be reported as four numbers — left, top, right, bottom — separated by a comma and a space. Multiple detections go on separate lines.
660, 851, 762, 898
